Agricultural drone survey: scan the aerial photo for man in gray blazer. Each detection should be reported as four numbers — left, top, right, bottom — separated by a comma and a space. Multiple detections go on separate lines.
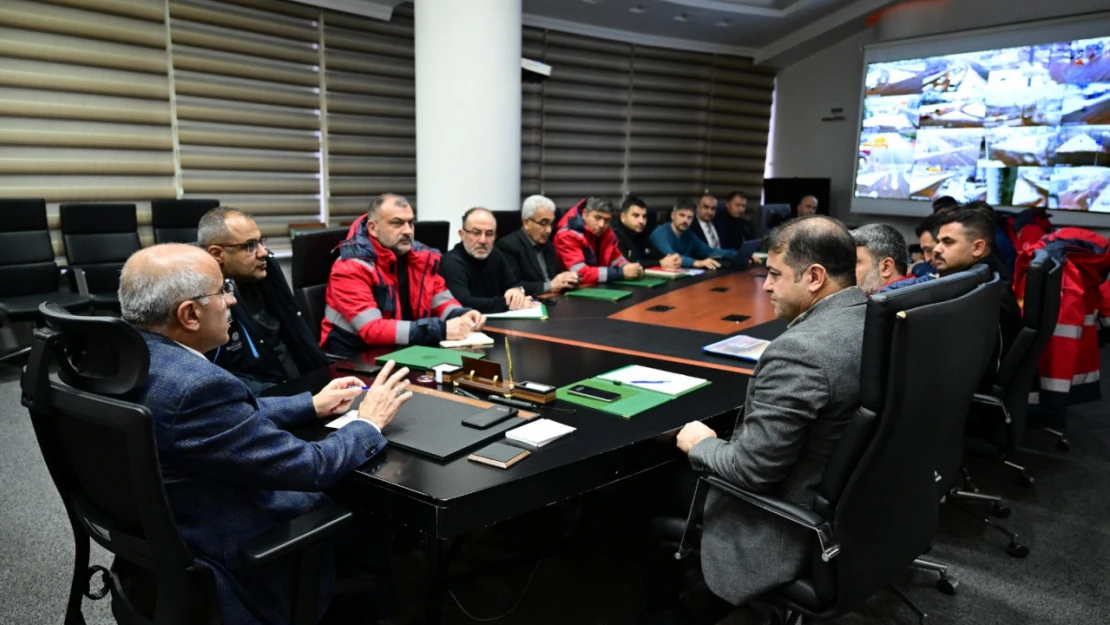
676, 216, 868, 612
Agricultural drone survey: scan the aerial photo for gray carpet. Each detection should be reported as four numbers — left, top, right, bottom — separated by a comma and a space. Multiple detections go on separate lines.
2, 351, 1108, 625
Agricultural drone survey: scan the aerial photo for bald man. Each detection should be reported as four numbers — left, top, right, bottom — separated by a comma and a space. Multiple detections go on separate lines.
797, 195, 819, 217
118, 244, 412, 625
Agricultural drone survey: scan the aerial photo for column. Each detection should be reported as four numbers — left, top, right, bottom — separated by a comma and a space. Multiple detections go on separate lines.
415, 0, 522, 242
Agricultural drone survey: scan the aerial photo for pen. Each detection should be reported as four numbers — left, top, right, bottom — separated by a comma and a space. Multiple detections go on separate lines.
487, 394, 535, 409
631, 380, 667, 384
455, 387, 480, 400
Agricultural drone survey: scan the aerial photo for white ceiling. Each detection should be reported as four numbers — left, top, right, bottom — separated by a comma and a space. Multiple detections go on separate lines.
522, 0, 906, 65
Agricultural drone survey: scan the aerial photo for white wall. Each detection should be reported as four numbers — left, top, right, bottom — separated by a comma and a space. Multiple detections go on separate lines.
770, 0, 1110, 235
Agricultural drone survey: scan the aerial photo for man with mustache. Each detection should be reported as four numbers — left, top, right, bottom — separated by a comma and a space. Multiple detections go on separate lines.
440, 207, 536, 314
200, 207, 328, 393
649, 197, 738, 270
322, 193, 484, 355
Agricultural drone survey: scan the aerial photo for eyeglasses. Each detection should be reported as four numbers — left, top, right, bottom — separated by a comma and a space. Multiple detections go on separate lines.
216, 237, 268, 254
525, 218, 553, 229
192, 279, 234, 304
463, 228, 496, 239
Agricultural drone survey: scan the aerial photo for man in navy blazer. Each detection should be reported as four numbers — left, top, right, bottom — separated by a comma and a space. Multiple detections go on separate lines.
118, 244, 413, 625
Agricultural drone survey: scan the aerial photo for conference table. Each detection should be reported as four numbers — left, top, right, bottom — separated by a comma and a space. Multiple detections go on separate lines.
273, 267, 786, 624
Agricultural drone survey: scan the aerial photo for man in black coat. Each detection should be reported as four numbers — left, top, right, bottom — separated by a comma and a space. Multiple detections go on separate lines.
441, 207, 542, 314
495, 195, 579, 295
199, 207, 328, 394
610, 196, 681, 268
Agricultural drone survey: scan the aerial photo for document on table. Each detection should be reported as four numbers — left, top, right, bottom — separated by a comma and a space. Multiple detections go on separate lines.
597, 365, 708, 397
484, 304, 548, 319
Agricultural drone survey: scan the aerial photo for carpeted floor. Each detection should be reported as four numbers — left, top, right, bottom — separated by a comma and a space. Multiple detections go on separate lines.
2, 351, 1108, 625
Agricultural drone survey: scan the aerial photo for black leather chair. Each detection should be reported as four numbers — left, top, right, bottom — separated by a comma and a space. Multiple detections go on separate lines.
22, 303, 358, 625
151, 198, 220, 244
60, 203, 142, 311
0, 199, 92, 360
414, 220, 449, 253
966, 250, 1063, 485
492, 210, 522, 238
292, 227, 348, 338
673, 266, 1000, 624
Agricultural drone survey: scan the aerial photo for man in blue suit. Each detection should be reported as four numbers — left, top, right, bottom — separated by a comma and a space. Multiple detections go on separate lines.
118, 244, 413, 625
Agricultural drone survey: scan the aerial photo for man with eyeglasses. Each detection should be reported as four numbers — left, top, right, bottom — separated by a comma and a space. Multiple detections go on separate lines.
322, 193, 483, 355
496, 195, 580, 295
441, 207, 539, 314
199, 207, 327, 393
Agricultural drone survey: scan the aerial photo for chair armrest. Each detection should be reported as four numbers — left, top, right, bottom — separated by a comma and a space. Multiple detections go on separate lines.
240, 506, 353, 566
705, 476, 840, 561
71, 267, 90, 296
971, 393, 1010, 423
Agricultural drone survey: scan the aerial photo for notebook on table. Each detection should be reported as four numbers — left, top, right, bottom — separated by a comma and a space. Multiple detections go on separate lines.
374, 345, 485, 369
702, 334, 771, 361
565, 288, 633, 302
610, 277, 668, 288
644, 268, 691, 280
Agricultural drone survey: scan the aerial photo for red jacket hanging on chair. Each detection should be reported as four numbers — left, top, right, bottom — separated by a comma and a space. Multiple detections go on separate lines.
1013, 228, 1110, 410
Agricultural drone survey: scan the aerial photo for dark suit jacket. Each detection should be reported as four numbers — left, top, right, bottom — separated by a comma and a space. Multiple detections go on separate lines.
440, 243, 523, 313
495, 228, 559, 295
610, 219, 662, 267
129, 331, 386, 625
688, 287, 868, 605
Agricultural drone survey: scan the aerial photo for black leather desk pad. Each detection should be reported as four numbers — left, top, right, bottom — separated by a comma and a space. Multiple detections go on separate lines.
351, 391, 526, 461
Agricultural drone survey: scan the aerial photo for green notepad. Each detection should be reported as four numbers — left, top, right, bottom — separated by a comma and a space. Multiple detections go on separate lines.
610, 277, 667, 288
374, 346, 485, 369
556, 379, 673, 418
565, 288, 633, 302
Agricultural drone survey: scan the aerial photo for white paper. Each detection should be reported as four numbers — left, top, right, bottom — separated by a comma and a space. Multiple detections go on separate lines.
440, 331, 495, 348
484, 305, 546, 319
597, 365, 707, 397
505, 418, 576, 447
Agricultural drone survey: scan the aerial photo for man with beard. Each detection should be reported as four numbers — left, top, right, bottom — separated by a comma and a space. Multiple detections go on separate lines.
321, 193, 484, 355
609, 196, 681, 268
851, 223, 911, 296
199, 207, 328, 393
649, 197, 737, 270
440, 207, 537, 314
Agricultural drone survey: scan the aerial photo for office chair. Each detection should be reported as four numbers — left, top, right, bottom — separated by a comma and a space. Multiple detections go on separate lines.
291, 227, 348, 338
965, 250, 1063, 486
667, 267, 999, 624
491, 210, 523, 237
151, 198, 220, 244
414, 220, 449, 253
0, 199, 92, 361
22, 303, 358, 625
757, 204, 792, 238
60, 203, 142, 311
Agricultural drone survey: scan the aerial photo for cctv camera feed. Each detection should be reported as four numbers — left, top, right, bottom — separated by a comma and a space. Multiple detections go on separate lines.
855, 36, 1110, 212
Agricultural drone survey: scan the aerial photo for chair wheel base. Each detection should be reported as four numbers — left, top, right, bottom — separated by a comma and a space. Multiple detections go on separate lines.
1056, 439, 1071, 452
1016, 474, 1034, 488
1007, 541, 1030, 558
990, 502, 1012, 519
936, 578, 959, 596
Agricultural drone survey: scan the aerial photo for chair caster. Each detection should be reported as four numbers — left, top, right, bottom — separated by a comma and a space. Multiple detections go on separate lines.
936, 577, 959, 596
990, 502, 1012, 519
1006, 541, 1030, 558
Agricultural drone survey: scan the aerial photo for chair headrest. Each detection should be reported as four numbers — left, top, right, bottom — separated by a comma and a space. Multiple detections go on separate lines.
1021, 249, 1060, 329
860, 264, 992, 409
39, 302, 149, 395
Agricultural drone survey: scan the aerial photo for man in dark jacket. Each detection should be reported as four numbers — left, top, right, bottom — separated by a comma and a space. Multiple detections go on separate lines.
496, 195, 579, 295
715, 191, 753, 250
610, 196, 681, 268
441, 207, 538, 314
200, 207, 328, 393
933, 209, 1022, 358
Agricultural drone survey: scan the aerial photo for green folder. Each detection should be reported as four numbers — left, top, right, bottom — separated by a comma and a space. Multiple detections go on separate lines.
565, 288, 633, 302
556, 378, 672, 418
374, 346, 485, 369
610, 277, 667, 288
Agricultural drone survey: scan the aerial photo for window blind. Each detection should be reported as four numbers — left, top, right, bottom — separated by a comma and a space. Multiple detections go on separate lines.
521, 27, 545, 204
705, 56, 775, 201
0, 0, 174, 202
322, 5, 415, 223
170, 0, 322, 254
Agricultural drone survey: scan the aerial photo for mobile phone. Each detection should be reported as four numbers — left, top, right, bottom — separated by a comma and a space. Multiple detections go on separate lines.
568, 384, 621, 403
335, 360, 382, 376
462, 405, 519, 429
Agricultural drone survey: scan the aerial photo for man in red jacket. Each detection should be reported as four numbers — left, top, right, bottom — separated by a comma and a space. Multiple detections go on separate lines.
553, 197, 643, 285
321, 194, 484, 356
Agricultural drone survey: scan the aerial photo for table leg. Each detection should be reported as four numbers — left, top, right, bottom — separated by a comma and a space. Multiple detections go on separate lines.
425, 536, 444, 625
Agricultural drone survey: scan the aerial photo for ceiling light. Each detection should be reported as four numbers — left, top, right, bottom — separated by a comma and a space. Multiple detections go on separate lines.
716, 18, 732, 27
629, 4, 649, 13
674, 13, 690, 22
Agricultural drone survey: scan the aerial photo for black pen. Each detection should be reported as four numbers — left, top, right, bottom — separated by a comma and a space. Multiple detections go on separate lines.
454, 387, 480, 400
487, 394, 576, 414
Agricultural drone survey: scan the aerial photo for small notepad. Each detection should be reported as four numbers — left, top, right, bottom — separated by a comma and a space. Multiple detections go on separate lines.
440, 332, 495, 348
505, 418, 575, 447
